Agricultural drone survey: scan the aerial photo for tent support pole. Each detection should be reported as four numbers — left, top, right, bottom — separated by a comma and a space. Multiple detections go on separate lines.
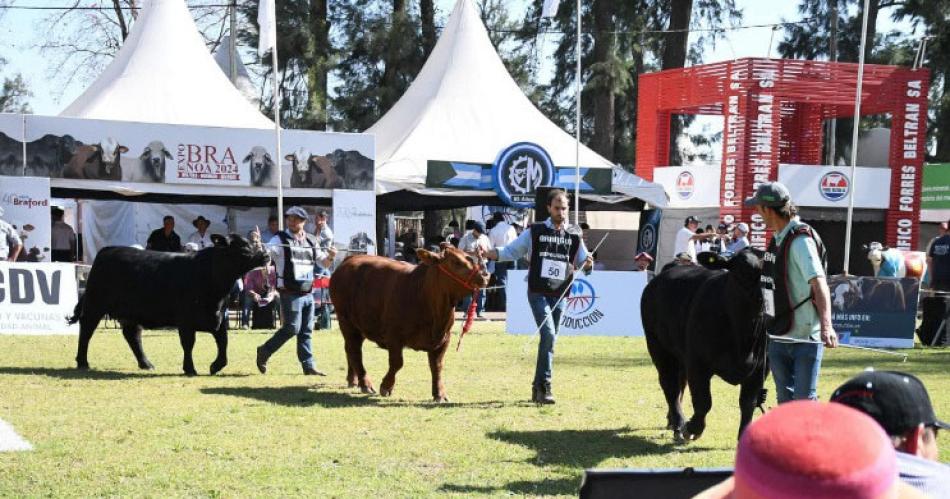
574, 0, 581, 226
271, 43, 284, 230
843, 0, 870, 275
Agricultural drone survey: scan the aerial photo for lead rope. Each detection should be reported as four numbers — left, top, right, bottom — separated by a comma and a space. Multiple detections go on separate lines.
456, 289, 479, 352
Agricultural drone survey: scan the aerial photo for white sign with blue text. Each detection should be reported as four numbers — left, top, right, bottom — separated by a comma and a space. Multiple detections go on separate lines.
505, 270, 646, 336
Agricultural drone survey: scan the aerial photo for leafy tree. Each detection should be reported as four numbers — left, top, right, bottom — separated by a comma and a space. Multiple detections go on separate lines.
0, 57, 31, 113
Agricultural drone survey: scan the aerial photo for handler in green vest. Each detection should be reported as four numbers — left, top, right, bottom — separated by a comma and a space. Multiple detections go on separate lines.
745, 181, 838, 403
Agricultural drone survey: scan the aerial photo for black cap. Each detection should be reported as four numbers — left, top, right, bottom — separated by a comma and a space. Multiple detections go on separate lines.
744, 182, 791, 207
684, 216, 700, 225
472, 221, 486, 234
285, 206, 309, 221
830, 370, 949, 436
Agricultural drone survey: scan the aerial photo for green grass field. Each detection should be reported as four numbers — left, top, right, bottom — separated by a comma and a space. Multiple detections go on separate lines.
0, 324, 947, 497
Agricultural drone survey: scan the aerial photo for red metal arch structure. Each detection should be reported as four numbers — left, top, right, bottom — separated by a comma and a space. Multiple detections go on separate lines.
635, 57, 929, 250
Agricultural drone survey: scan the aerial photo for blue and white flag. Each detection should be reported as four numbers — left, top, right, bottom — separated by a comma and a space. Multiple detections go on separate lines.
541, 0, 561, 18
257, 0, 277, 58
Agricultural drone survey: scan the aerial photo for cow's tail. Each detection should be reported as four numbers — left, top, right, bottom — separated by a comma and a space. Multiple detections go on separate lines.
66, 294, 84, 325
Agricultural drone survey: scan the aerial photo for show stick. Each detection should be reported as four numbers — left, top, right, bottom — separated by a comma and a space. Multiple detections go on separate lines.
767, 334, 908, 361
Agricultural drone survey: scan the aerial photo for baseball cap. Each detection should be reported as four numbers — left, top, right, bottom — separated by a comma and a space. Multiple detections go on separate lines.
285, 206, 310, 221
684, 215, 700, 225
472, 221, 486, 234
735, 222, 749, 235
831, 370, 950, 436
634, 252, 654, 262
744, 182, 791, 207
696, 401, 915, 499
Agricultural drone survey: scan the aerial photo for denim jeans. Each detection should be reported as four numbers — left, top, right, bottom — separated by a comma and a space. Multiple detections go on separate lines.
261, 291, 316, 369
528, 292, 565, 388
768, 340, 823, 403
240, 291, 253, 327
493, 262, 511, 311
460, 291, 485, 316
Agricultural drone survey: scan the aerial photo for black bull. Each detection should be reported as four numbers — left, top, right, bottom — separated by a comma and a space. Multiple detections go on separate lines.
641, 250, 769, 441
69, 235, 268, 375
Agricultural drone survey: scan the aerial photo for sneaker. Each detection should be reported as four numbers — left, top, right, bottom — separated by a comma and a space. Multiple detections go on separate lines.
531, 384, 555, 405
303, 366, 327, 376
256, 346, 268, 374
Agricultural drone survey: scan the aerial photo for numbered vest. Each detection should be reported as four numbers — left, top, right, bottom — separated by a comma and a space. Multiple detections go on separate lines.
528, 223, 581, 296
277, 231, 318, 293
761, 223, 827, 335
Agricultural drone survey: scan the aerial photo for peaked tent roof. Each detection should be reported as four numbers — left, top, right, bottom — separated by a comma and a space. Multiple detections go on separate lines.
60, 0, 273, 129
367, 0, 667, 208
214, 35, 260, 106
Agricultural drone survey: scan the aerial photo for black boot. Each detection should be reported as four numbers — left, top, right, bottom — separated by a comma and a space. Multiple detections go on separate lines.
532, 383, 555, 405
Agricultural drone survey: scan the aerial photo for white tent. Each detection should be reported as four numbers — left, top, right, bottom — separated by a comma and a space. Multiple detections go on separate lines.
60, 0, 272, 129
368, 0, 667, 208
214, 35, 260, 107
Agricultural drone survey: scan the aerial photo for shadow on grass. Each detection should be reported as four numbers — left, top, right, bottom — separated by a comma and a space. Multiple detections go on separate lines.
824, 348, 950, 376
201, 385, 512, 409
440, 427, 715, 496
0, 366, 250, 380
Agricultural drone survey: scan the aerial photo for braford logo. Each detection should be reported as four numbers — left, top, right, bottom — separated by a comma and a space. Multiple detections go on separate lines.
493, 142, 554, 208
562, 279, 604, 329
176, 144, 240, 181
2, 193, 48, 209
819, 171, 849, 202
675, 171, 695, 200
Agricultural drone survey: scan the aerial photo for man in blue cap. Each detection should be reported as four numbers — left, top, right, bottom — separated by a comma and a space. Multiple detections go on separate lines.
257, 206, 336, 375
745, 181, 837, 403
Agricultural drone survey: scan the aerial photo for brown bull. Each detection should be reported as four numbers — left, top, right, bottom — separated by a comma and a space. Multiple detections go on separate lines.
329, 244, 489, 401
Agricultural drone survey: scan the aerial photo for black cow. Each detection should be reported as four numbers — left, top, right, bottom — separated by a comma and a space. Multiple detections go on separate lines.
25, 134, 83, 178
641, 250, 768, 441
0, 132, 23, 176
68, 235, 268, 375
329, 149, 374, 190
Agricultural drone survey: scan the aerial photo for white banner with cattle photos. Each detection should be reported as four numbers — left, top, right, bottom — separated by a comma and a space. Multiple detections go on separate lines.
0, 262, 79, 335
505, 270, 647, 336
0, 113, 374, 196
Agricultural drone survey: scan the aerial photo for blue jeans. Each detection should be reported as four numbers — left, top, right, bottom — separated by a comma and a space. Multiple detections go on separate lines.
461, 291, 485, 316
493, 262, 511, 311
240, 292, 253, 327
528, 292, 565, 388
768, 340, 823, 403
261, 292, 316, 369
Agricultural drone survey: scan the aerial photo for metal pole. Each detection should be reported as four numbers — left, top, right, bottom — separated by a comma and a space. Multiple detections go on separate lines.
229, 1, 237, 83
843, 0, 870, 274
826, 1, 838, 166
271, 42, 284, 231
574, 0, 581, 226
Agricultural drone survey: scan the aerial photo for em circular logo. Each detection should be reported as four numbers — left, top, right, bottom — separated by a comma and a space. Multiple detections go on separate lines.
565, 279, 596, 317
640, 224, 656, 252
675, 171, 695, 200
819, 172, 849, 202
493, 142, 555, 208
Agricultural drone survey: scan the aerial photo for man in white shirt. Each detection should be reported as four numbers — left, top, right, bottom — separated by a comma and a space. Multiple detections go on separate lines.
488, 213, 517, 311
188, 216, 214, 250
51, 207, 77, 262
673, 216, 716, 261
458, 221, 492, 318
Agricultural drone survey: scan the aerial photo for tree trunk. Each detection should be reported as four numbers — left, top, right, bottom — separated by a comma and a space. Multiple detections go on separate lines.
863, 0, 880, 62
112, 0, 129, 41
307, 0, 329, 130
590, 0, 615, 161
420, 0, 437, 58
662, 0, 693, 165
380, 0, 409, 110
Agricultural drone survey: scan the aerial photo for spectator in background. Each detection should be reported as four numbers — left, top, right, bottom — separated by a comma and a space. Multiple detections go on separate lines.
0, 207, 22, 262
314, 209, 334, 276
489, 212, 517, 311
188, 216, 214, 250
50, 206, 77, 262
261, 215, 280, 242
695, 401, 924, 499
831, 370, 950, 498
709, 222, 731, 254
592, 252, 607, 271
728, 222, 751, 254
459, 221, 492, 319
146, 215, 182, 253
634, 252, 653, 271
927, 220, 950, 292
673, 216, 715, 262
